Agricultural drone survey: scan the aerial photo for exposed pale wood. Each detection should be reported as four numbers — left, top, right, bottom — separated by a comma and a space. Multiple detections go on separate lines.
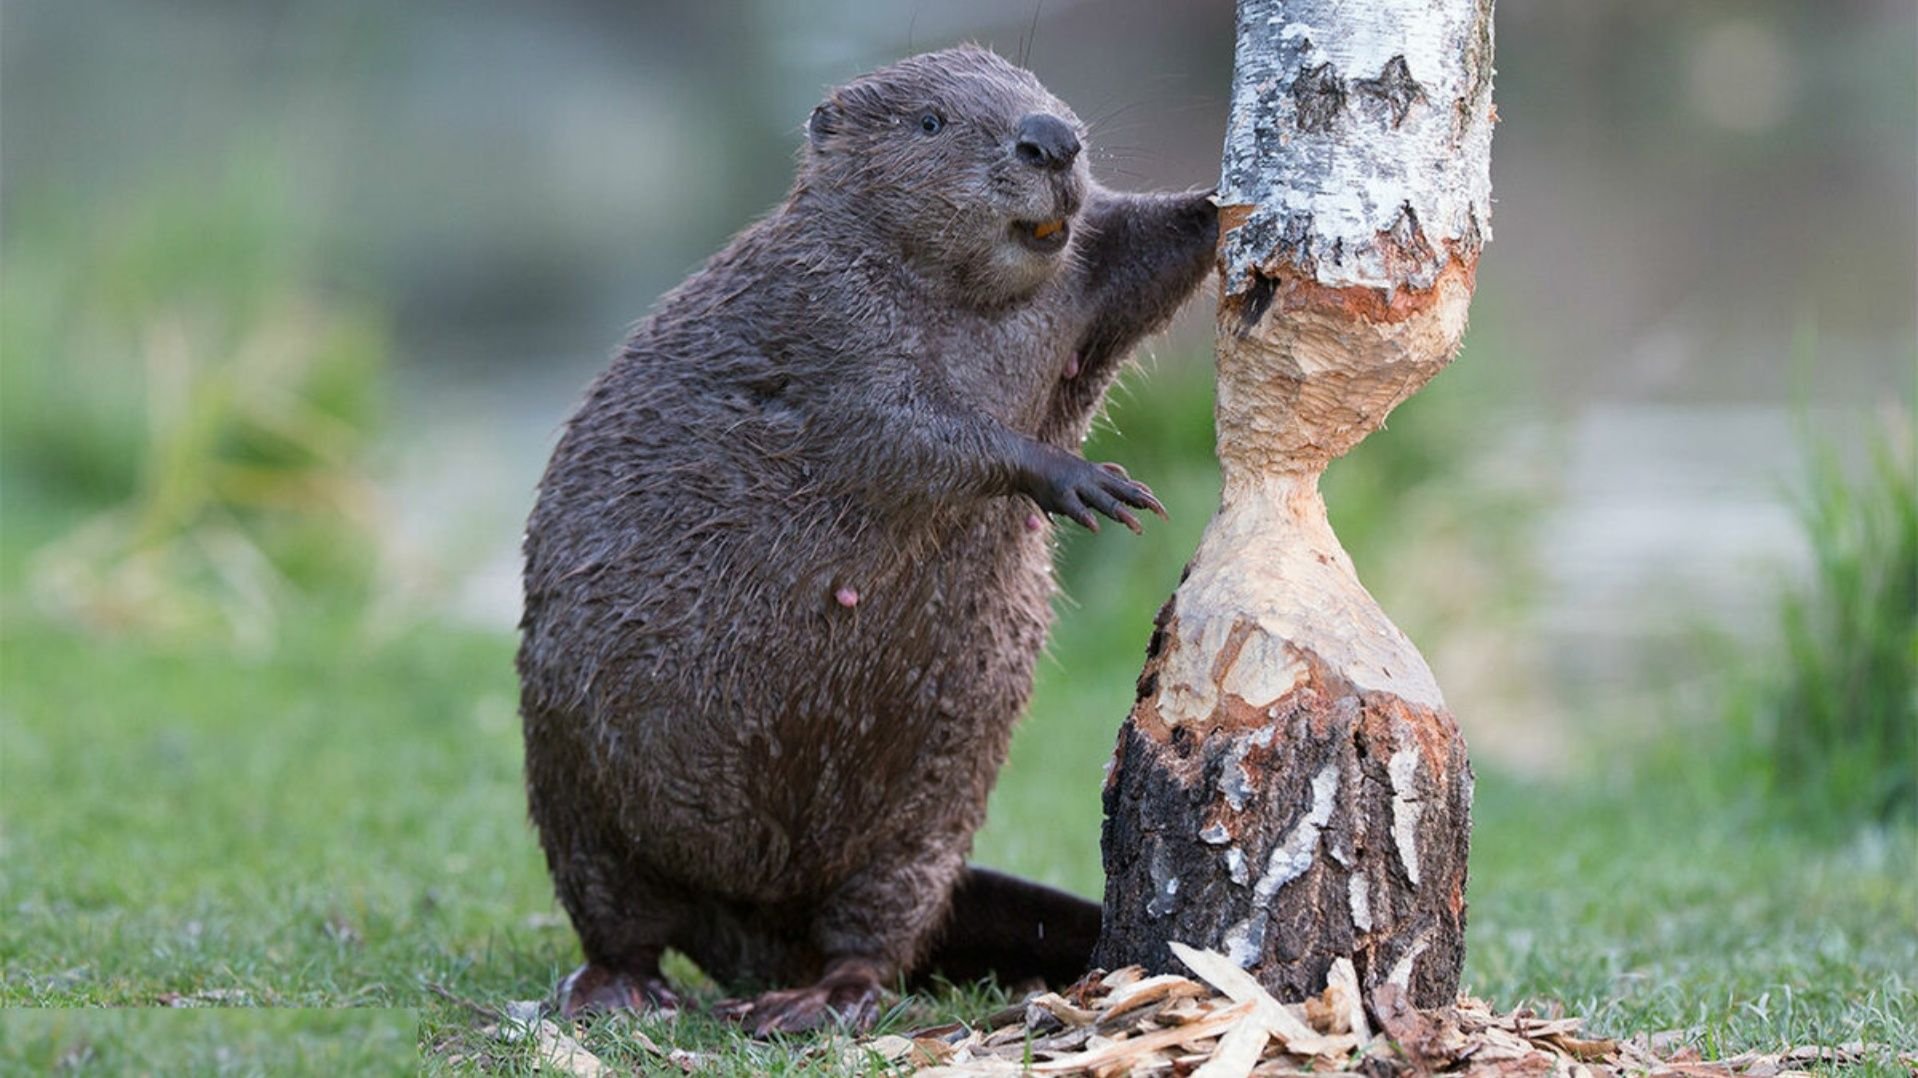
1029, 1000, 1256, 1074
1167, 941, 1346, 1056
1189, 1019, 1268, 1078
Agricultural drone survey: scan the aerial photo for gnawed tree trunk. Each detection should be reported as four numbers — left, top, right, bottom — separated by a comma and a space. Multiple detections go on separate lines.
1095, 0, 1495, 1009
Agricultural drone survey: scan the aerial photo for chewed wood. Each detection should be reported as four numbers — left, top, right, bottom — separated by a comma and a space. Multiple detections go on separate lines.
1098, 640, 1470, 1008
1097, 0, 1494, 1011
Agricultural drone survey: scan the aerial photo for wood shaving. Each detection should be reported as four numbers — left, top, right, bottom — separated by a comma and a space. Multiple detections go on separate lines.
876, 943, 1907, 1076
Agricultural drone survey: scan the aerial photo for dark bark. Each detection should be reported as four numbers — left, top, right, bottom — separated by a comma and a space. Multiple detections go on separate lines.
1097, 629, 1471, 1007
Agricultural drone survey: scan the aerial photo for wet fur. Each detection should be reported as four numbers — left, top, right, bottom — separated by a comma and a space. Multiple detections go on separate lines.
519, 45, 1216, 1014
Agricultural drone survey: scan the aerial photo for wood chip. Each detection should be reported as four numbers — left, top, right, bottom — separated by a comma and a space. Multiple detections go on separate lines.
531, 1019, 608, 1078
1100, 966, 1146, 991
1191, 1016, 1271, 1078
1542, 1032, 1619, 1061
1323, 957, 1369, 1042
1030, 1026, 1096, 1055
1103, 973, 1208, 1017
984, 1022, 1036, 1048
1168, 942, 1347, 1057
1029, 991, 1102, 1027
1031, 999, 1257, 1074
876, 949, 1883, 1076
864, 1034, 920, 1062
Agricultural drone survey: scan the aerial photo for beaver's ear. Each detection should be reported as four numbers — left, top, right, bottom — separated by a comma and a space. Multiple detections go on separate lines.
807, 100, 840, 150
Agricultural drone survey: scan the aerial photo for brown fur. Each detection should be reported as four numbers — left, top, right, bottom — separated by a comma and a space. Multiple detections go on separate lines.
518, 45, 1216, 1033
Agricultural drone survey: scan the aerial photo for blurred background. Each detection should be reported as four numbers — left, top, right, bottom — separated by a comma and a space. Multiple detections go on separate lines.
1, 0, 1913, 1065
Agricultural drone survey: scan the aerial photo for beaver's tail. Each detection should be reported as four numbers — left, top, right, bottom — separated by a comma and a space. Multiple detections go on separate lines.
913, 865, 1101, 990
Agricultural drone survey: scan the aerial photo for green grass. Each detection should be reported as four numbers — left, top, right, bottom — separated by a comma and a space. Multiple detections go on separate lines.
3, 575, 1913, 1071
1749, 425, 1917, 824
1467, 776, 1915, 1067
0, 1009, 418, 1076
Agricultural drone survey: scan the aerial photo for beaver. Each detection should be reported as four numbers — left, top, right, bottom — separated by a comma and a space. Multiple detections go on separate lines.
518, 44, 1218, 1035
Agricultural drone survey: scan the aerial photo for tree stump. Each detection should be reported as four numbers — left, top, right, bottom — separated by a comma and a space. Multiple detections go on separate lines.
1095, 0, 1495, 1009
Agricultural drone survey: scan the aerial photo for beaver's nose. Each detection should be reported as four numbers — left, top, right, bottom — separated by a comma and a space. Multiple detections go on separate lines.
1014, 113, 1080, 172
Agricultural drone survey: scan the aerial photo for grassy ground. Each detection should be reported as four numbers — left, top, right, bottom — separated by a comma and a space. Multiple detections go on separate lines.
0, 1009, 418, 1076
3, 544, 1913, 1072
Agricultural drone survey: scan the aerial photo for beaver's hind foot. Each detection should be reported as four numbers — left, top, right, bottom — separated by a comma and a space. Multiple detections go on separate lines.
556, 963, 681, 1018
713, 956, 885, 1037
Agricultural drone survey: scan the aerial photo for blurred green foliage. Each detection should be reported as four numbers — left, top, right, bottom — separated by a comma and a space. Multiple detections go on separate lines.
1737, 419, 1917, 825
1638, 403, 1916, 836
2, 158, 390, 650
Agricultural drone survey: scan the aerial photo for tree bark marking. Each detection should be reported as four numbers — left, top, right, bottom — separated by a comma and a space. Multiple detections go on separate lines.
1251, 762, 1340, 904
1387, 742, 1424, 887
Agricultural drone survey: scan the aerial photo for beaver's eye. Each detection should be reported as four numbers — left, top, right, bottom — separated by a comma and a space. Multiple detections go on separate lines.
918, 113, 945, 135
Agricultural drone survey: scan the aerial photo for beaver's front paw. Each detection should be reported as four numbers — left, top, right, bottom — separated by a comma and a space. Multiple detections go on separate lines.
1017, 444, 1166, 533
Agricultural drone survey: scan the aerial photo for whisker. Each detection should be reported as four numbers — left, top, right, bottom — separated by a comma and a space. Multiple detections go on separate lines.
1019, 1, 1044, 68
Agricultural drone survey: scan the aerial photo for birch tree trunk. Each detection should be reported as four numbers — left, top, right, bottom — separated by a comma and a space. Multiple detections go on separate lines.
1094, 0, 1495, 1009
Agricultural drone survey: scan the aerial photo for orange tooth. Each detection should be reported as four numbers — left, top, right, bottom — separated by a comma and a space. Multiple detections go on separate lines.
1032, 219, 1063, 240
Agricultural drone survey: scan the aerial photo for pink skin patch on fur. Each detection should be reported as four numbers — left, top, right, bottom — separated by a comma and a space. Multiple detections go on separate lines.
1025, 513, 1045, 532
1064, 350, 1082, 379
834, 587, 860, 608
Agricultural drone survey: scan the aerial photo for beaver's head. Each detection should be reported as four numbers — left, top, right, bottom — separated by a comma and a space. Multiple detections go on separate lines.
802, 45, 1090, 307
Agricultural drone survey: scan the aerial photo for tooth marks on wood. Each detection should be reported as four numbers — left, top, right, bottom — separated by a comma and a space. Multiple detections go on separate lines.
1102, 0, 1493, 1024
